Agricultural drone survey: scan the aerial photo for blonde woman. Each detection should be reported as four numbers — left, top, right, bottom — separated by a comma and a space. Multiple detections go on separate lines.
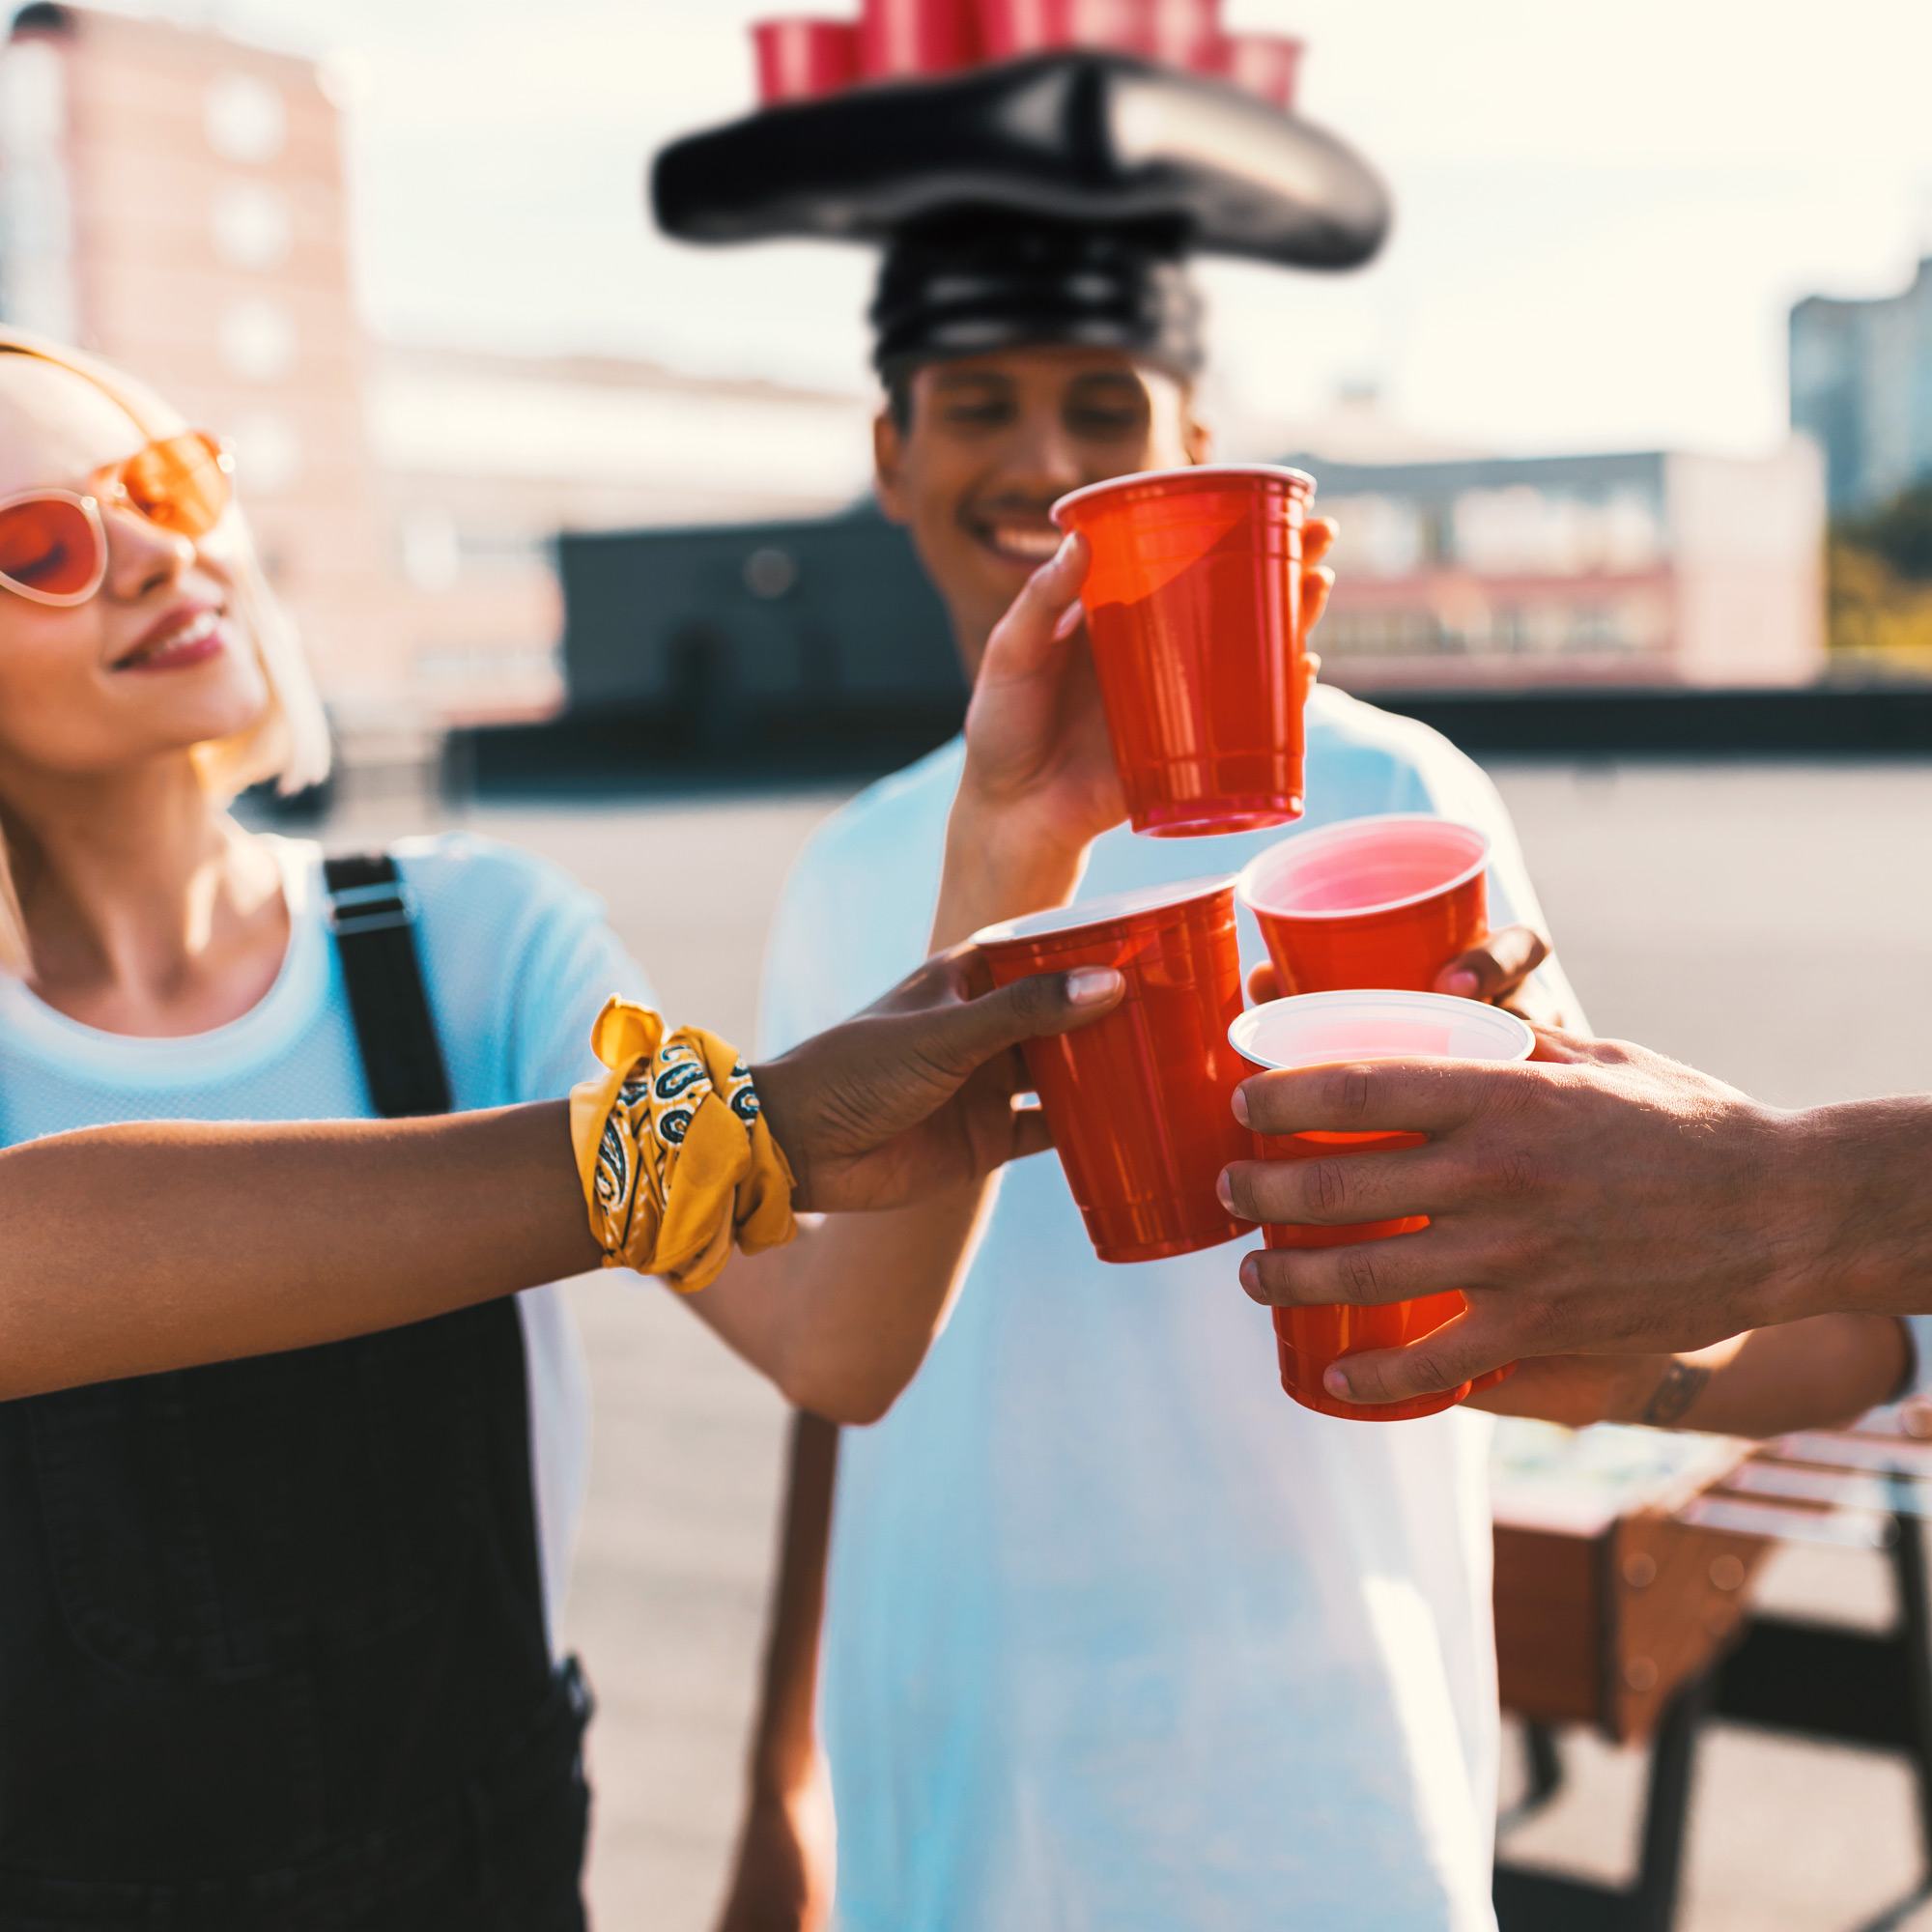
0, 329, 1125, 1929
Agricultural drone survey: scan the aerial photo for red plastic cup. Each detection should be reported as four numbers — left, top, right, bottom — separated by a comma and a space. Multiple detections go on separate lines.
975, 877, 1255, 1263
1052, 465, 1315, 838
977, 0, 1070, 54
753, 18, 865, 102
1237, 814, 1491, 997
1062, 0, 1156, 54
1212, 31, 1302, 106
1229, 991, 1533, 1421
1148, 0, 1220, 69
861, 0, 980, 75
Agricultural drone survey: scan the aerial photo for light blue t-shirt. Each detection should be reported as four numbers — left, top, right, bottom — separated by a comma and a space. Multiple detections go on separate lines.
760, 687, 1580, 1932
0, 831, 653, 1655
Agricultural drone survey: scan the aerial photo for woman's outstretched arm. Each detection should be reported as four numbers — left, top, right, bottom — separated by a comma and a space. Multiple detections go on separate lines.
0, 952, 1120, 1406
0, 1101, 597, 1401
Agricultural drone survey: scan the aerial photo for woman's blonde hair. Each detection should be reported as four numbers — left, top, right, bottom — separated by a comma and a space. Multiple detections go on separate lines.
0, 327, 333, 970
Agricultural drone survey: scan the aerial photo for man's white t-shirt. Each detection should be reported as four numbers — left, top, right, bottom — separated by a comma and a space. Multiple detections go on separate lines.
759, 687, 1580, 1932
0, 832, 653, 1659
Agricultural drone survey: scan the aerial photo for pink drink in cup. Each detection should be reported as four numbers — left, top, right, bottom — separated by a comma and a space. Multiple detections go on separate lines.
1236, 814, 1490, 999
974, 878, 1255, 1263
1229, 991, 1534, 1420
1051, 465, 1314, 838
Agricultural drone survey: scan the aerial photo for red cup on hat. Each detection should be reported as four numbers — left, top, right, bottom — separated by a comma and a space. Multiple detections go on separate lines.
753, 18, 864, 103
974, 877, 1254, 1264
1149, 0, 1220, 70
1212, 31, 1302, 107
1062, 0, 1156, 55
1236, 814, 1491, 997
978, 0, 1072, 55
980, 0, 1218, 67
1229, 991, 1533, 1421
861, 0, 980, 76
1052, 465, 1314, 838
1211, 32, 1303, 107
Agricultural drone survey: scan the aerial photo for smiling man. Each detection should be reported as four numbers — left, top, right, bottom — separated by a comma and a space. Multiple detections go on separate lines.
659, 52, 1578, 1932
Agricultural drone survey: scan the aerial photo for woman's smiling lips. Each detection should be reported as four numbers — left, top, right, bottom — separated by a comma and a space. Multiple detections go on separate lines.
112, 603, 227, 673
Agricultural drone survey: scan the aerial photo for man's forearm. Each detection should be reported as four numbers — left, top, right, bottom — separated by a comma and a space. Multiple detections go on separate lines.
1230, 1037, 1932, 1406
1788, 1096, 1932, 1323
1661, 1316, 1910, 1437
0, 1105, 598, 1401
931, 799, 1088, 952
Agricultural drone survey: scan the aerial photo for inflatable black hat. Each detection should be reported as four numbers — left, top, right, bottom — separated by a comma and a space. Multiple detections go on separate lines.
651, 50, 1390, 380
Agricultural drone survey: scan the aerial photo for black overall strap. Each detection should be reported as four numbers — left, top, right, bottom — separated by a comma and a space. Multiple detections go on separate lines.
323, 852, 453, 1119
0, 850, 582, 1912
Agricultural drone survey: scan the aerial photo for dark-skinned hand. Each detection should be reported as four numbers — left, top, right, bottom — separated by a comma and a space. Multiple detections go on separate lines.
751, 944, 1122, 1214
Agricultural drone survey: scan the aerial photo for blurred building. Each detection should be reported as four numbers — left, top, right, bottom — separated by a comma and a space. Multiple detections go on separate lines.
0, 2, 403, 715
1791, 259, 1932, 515
1298, 443, 1826, 691
366, 343, 872, 723
0, 4, 874, 735
0, 3, 1833, 738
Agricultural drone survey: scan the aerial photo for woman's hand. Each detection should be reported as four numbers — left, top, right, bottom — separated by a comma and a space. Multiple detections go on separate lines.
935, 519, 1336, 949
750, 945, 1123, 1213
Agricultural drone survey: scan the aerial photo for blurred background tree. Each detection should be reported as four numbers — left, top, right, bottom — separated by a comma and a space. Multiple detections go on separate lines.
1830, 481, 1932, 663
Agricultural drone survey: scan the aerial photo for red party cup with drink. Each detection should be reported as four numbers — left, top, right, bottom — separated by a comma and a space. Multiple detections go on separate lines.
974, 878, 1254, 1263
1051, 465, 1314, 838
1237, 814, 1490, 998
1228, 990, 1533, 1421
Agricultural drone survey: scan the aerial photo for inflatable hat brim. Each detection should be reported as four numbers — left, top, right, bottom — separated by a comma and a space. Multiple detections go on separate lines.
651, 51, 1390, 273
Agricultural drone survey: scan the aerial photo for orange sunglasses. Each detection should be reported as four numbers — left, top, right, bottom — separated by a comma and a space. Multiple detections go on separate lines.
0, 431, 235, 607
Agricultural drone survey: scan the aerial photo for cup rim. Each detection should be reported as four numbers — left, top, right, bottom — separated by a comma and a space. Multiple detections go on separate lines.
972, 873, 1235, 949
1228, 989, 1535, 1070
1050, 463, 1317, 528
1236, 814, 1491, 924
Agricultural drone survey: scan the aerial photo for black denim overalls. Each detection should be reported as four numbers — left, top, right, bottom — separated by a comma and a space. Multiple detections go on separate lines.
0, 856, 591, 1929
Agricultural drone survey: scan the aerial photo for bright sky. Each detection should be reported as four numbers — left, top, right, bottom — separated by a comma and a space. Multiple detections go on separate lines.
160, 0, 1932, 457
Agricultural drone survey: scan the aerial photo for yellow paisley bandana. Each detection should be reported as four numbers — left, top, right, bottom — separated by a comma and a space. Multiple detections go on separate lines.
569, 999, 797, 1293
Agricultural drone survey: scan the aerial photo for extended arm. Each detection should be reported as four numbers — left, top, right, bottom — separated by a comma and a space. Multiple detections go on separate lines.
1471, 1314, 1912, 1438
1224, 1032, 1932, 1407
0, 950, 1120, 1406
0, 1102, 597, 1402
